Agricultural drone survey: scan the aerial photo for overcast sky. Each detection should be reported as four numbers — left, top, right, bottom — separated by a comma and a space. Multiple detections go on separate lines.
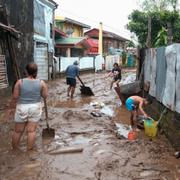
54, 0, 140, 40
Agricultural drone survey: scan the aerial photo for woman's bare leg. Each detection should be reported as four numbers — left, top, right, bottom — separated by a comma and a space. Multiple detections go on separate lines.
12, 122, 26, 149
26, 122, 38, 151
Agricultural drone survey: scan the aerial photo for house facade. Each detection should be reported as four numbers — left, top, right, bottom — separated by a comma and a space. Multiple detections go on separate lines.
0, 0, 57, 86
84, 28, 129, 56
55, 16, 90, 57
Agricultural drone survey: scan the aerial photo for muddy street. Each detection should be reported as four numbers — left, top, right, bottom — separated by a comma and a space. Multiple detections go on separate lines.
0, 71, 179, 180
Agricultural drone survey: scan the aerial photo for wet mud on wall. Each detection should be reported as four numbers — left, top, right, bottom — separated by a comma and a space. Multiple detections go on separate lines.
146, 96, 180, 150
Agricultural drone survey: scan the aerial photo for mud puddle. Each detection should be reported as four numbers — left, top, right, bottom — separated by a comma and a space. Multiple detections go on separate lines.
0, 71, 180, 180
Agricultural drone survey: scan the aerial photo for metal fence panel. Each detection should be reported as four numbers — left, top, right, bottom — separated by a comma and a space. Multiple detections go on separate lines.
175, 44, 180, 113
156, 47, 166, 102
149, 49, 157, 97
34, 43, 48, 80
144, 49, 151, 83
162, 44, 176, 111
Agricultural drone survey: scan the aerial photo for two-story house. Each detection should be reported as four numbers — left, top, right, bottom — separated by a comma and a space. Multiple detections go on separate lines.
85, 28, 129, 56
55, 16, 90, 57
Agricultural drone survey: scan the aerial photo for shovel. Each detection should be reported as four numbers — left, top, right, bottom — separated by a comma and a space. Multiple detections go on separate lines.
42, 98, 55, 138
78, 77, 94, 96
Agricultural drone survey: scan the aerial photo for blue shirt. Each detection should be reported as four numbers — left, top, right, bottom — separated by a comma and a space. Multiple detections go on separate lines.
66, 65, 79, 79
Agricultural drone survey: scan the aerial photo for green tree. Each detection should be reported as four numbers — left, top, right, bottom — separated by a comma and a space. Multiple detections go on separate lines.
155, 27, 167, 47
127, 0, 180, 47
141, 0, 169, 12
127, 10, 148, 47
127, 40, 136, 48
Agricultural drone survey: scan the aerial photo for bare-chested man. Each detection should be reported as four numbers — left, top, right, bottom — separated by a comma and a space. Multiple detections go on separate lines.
125, 95, 152, 128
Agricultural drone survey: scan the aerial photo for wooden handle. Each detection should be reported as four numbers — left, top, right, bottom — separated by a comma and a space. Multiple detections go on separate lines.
43, 98, 49, 129
77, 76, 85, 86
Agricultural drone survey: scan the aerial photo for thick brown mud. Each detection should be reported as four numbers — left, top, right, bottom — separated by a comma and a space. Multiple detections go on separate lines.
0, 71, 180, 180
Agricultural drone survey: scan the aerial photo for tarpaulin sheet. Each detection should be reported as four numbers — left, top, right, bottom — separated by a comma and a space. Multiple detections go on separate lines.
34, 0, 45, 36
149, 49, 157, 97
175, 44, 180, 113
155, 47, 166, 102
34, 0, 54, 52
162, 44, 176, 111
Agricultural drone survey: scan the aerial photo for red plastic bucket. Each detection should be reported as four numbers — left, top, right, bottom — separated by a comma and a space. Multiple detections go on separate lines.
128, 130, 137, 140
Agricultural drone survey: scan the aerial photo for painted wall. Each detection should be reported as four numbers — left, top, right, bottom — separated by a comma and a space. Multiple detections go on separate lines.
55, 21, 83, 37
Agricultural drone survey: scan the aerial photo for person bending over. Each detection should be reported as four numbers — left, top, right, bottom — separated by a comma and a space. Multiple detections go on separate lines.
125, 95, 152, 129
65, 61, 80, 98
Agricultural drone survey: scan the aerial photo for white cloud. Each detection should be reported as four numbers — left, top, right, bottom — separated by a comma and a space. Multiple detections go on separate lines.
54, 0, 139, 39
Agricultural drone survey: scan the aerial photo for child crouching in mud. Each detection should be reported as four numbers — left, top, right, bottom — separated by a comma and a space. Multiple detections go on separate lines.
125, 95, 152, 130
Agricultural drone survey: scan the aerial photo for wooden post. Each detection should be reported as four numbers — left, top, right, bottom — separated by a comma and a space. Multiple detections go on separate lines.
167, 22, 173, 45
98, 22, 103, 56
6, 34, 21, 80
146, 16, 152, 48
59, 57, 61, 78
3, 4, 21, 80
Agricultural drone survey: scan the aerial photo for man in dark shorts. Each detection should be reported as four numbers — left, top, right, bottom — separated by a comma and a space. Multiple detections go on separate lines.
66, 61, 80, 98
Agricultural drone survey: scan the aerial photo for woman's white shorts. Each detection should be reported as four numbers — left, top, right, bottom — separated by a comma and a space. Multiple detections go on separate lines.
15, 102, 42, 123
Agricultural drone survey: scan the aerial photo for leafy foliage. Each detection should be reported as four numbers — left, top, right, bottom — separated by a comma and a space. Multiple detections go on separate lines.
155, 27, 167, 46
127, 0, 180, 47
127, 9, 180, 47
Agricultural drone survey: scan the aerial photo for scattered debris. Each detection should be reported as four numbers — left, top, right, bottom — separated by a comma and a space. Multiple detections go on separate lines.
91, 111, 102, 117
121, 73, 136, 85
174, 151, 180, 159
100, 106, 114, 117
115, 123, 131, 139
90, 102, 105, 108
48, 147, 83, 155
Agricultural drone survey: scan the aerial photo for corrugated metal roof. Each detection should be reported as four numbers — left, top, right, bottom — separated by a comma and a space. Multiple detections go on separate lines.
85, 28, 129, 42
82, 38, 98, 48
54, 27, 67, 38
55, 16, 91, 29
55, 37, 85, 45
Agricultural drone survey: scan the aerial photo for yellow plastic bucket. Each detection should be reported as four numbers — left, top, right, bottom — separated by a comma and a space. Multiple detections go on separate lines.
144, 119, 158, 137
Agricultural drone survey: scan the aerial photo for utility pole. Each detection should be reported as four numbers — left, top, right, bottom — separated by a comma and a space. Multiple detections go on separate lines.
146, 16, 151, 48
167, 22, 173, 45
98, 22, 103, 56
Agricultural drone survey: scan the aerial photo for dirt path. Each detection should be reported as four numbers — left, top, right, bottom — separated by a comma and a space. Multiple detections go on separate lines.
0, 71, 179, 180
